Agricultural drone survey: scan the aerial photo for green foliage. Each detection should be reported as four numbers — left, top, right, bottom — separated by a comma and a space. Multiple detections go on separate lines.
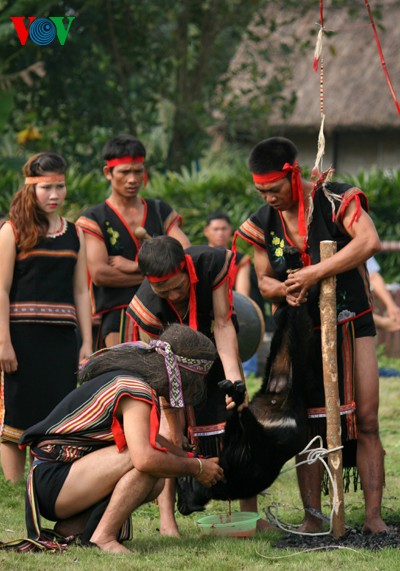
375, 345, 400, 370
146, 146, 263, 245
1, 1, 386, 174
0, 90, 14, 133
61, 166, 108, 220
0, 0, 276, 172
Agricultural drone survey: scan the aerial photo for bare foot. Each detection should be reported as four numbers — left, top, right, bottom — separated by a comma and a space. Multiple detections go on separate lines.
256, 518, 277, 532
363, 519, 390, 534
90, 539, 131, 553
159, 524, 181, 538
296, 520, 323, 534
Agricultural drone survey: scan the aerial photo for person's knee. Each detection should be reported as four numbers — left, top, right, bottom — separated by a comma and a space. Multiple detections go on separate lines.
114, 447, 134, 474
104, 331, 120, 347
357, 413, 379, 437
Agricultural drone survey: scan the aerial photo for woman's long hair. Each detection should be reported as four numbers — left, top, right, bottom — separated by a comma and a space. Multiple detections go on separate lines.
79, 324, 217, 406
9, 152, 67, 252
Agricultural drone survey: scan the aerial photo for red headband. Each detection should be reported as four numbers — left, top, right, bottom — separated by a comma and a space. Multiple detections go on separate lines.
252, 161, 301, 200
25, 175, 65, 185
253, 161, 308, 256
147, 260, 186, 284
106, 156, 145, 167
147, 256, 199, 330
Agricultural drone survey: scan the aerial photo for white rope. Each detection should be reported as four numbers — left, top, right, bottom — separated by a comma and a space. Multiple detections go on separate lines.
313, 112, 326, 175
313, 25, 324, 66
264, 435, 343, 536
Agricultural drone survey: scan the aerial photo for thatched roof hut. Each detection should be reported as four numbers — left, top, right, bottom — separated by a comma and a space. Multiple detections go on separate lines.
223, 2, 400, 173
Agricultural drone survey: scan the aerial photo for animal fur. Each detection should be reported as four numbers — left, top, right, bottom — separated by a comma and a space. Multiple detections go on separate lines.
177, 301, 316, 515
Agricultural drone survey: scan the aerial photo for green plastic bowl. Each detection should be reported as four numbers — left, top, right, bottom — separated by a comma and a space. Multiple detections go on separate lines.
195, 511, 260, 538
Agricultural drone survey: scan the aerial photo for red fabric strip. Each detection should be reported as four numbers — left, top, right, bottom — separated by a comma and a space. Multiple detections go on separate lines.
106, 156, 145, 167
147, 260, 186, 283
252, 161, 301, 201
252, 170, 287, 184
364, 0, 400, 116
184, 254, 199, 330
25, 176, 65, 184
111, 393, 167, 453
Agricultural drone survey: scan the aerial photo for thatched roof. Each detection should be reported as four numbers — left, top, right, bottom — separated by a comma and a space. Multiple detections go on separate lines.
227, 2, 400, 132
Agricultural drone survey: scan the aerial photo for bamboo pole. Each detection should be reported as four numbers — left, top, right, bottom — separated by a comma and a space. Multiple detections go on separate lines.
319, 240, 345, 538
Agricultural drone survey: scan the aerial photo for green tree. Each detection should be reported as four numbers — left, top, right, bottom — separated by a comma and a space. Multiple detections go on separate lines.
0, 0, 283, 170
1, 0, 380, 172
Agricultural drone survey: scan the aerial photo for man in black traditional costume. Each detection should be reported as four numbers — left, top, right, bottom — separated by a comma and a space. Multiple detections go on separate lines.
236, 136, 387, 534
77, 135, 190, 348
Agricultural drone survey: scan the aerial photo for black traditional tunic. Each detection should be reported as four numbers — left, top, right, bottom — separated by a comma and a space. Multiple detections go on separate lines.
20, 370, 161, 456
77, 198, 182, 317
236, 182, 375, 469
127, 246, 233, 337
237, 182, 373, 327
20, 370, 161, 543
0, 219, 80, 443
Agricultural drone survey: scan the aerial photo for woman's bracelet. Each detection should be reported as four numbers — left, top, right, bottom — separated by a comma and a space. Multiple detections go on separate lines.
196, 457, 203, 476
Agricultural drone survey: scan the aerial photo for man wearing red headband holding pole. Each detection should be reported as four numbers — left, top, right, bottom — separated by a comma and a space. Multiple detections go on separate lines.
77, 135, 190, 348
236, 137, 388, 534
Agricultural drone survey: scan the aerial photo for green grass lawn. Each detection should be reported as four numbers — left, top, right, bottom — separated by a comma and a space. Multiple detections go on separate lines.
1, 369, 400, 570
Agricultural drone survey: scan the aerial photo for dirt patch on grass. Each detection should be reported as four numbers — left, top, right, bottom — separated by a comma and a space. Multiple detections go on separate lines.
276, 523, 400, 551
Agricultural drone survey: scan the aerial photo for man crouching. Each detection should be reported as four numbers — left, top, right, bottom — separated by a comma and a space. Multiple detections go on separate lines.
19, 324, 223, 553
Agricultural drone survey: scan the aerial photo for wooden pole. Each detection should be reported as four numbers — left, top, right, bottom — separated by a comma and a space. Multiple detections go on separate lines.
319, 240, 345, 538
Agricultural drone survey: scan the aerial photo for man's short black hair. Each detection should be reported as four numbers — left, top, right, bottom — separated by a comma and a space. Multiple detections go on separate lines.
249, 137, 298, 174
205, 211, 232, 226
102, 134, 146, 162
138, 236, 185, 278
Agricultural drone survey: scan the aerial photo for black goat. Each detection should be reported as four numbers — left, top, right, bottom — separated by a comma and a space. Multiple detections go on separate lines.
177, 301, 316, 515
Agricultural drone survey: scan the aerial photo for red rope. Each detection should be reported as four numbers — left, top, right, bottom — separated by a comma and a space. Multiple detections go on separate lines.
364, 0, 400, 116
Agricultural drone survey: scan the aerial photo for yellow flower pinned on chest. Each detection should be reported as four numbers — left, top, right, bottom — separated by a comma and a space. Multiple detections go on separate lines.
270, 232, 285, 259
106, 225, 120, 246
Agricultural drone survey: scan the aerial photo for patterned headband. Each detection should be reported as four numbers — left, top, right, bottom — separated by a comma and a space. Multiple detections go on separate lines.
80, 340, 213, 408
149, 339, 214, 408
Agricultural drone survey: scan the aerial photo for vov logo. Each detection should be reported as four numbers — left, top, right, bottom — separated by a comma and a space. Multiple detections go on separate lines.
10, 16, 76, 46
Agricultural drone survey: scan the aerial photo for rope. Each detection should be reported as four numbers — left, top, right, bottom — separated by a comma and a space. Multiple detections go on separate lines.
364, 0, 400, 116
311, 1, 329, 181
264, 435, 344, 536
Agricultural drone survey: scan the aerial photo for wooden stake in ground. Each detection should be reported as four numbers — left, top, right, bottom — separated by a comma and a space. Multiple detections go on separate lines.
319, 240, 345, 538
